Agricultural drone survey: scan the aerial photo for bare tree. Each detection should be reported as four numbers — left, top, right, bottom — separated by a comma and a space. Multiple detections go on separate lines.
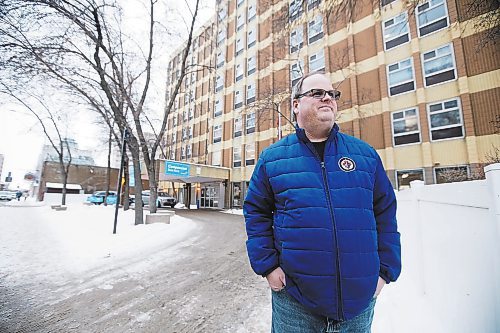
0, 83, 73, 205
0, 0, 203, 223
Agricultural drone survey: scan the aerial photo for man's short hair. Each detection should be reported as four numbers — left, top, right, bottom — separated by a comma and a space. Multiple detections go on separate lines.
291, 70, 327, 100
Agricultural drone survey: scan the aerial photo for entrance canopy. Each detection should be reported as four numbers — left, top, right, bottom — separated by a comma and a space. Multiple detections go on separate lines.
157, 160, 230, 184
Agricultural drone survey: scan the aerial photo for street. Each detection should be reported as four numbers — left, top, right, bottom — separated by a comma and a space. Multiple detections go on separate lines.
0, 207, 270, 333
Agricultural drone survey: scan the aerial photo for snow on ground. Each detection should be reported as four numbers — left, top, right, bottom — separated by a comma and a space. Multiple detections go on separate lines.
221, 208, 244, 215
0, 202, 197, 286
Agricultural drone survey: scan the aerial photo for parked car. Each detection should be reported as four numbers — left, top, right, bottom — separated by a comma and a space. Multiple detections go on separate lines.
0, 191, 13, 201
86, 191, 117, 205
140, 190, 177, 208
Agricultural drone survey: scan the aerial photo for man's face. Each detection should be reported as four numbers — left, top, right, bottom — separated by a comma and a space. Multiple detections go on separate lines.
293, 74, 338, 130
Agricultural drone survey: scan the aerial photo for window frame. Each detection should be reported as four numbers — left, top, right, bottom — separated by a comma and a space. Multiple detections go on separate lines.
416, 0, 449, 37
235, 35, 244, 56
290, 25, 304, 53
433, 165, 469, 184
234, 89, 244, 109
421, 43, 457, 87
215, 73, 224, 92
426, 97, 464, 142
247, 55, 256, 76
247, 27, 256, 48
235, 63, 244, 82
213, 124, 223, 144
309, 49, 325, 72
214, 98, 223, 117
233, 146, 242, 167
391, 108, 421, 147
236, 12, 245, 31
245, 142, 255, 166
246, 82, 256, 104
386, 57, 416, 96
234, 115, 242, 137
246, 112, 256, 134
395, 168, 425, 191
383, 12, 410, 51
308, 15, 324, 44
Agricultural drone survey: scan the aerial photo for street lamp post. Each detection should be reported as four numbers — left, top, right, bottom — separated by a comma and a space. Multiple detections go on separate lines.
113, 129, 129, 234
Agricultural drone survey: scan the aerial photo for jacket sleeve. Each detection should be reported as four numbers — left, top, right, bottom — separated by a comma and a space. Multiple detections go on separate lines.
243, 154, 279, 277
373, 154, 401, 283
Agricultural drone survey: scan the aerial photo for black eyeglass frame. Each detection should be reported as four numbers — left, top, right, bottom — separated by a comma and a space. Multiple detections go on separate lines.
294, 88, 341, 101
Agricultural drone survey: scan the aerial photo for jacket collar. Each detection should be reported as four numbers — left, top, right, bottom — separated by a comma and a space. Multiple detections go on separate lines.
295, 123, 339, 144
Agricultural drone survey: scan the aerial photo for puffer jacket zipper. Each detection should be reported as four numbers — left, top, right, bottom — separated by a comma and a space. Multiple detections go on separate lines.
305, 141, 344, 321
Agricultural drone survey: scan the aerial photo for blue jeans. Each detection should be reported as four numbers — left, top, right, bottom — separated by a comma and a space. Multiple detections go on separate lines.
271, 289, 376, 333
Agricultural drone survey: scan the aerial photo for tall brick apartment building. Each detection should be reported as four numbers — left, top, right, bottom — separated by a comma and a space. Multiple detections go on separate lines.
162, 0, 499, 208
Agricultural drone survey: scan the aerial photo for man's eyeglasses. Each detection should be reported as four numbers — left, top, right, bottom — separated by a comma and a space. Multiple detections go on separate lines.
295, 89, 341, 101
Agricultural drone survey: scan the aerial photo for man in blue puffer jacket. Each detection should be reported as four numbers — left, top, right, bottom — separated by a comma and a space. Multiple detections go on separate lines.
244, 71, 401, 332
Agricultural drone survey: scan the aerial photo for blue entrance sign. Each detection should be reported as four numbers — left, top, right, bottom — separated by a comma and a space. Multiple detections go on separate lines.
165, 161, 190, 177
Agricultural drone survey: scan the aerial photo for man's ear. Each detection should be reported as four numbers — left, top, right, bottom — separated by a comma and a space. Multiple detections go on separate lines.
292, 99, 299, 115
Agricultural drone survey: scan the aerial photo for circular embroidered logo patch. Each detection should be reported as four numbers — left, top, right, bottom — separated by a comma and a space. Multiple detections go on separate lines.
338, 157, 356, 172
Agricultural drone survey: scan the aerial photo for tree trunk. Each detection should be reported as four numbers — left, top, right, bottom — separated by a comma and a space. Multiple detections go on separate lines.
148, 162, 158, 214
129, 145, 143, 225
61, 167, 68, 206
104, 128, 112, 206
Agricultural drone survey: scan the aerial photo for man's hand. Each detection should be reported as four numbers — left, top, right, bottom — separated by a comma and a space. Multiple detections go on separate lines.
374, 277, 386, 298
266, 267, 286, 291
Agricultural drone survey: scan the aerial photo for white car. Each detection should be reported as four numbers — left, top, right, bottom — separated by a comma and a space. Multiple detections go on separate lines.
0, 191, 13, 201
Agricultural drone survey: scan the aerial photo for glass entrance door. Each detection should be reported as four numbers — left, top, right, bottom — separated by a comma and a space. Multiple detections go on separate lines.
200, 186, 219, 208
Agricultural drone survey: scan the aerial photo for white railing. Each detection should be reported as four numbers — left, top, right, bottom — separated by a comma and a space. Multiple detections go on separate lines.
374, 163, 500, 333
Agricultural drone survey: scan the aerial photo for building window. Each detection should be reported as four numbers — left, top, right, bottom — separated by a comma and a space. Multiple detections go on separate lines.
237, 0, 244, 8
218, 7, 226, 22
387, 57, 415, 96
236, 13, 245, 31
214, 98, 223, 117
416, 0, 449, 37
434, 166, 469, 184
247, 28, 256, 48
234, 115, 242, 137
248, 3, 256, 21
216, 50, 225, 68
171, 131, 176, 143
235, 36, 244, 56
215, 74, 224, 92
212, 150, 221, 166
188, 126, 193, 138
396, 169, 424, 190
307, 0, 320, 10
234, 89, 243, 109
232, 182, 242, 207
290, 26, 304, 53
427, 98, 464, 141
245, 143, 255, 165
173, 115, 177, 126
381, 0, 396, 6
383, 12, 410, 50
217, 29, 226, 46
169, 149, 175, 160
186, 144, 192, 158
422, 44, 456, 87
309, 50, 325, 72
247, 83, 256, 104
182, 127, 187, 140
246, 112, 255, 134
308, 15, 323, 44
291, 61, 304, 87
188, 106, 194, 120
247, 55, 256, 75
289, 0, 303, 22
181, 146, 186, 159
235, 63, 244, 82
213, 124, 222, 143
233, 146, 242, 167
391, 108, 421, 146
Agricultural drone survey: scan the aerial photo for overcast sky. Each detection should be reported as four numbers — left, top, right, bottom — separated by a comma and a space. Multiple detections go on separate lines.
0, 0, 215, 189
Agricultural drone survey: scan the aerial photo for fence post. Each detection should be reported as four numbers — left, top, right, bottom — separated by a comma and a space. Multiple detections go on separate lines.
484, 163, 500, 329
409, 180, 426, 295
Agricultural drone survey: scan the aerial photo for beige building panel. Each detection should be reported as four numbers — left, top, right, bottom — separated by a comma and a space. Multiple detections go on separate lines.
358, 101, 383, 118
421, 82, 461, 104
231, 167, 242, 182
465, 136, 480, 163
383, 42, 414, 65
476, 135, 500, 162
430, 139, 469, 166
354, 56, 379, 75
387, 92, 419, 112
416, 28, 454, 54
421, 142, 433, 167
468, 69, 500, 94
393, 144, 424, 169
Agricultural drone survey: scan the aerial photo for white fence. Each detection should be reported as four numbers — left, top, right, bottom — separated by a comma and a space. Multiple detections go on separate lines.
374, 163, 500, 333
43, 193, 89, 205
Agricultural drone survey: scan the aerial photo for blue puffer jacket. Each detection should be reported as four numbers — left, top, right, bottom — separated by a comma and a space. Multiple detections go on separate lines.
244, 124, 401, 321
